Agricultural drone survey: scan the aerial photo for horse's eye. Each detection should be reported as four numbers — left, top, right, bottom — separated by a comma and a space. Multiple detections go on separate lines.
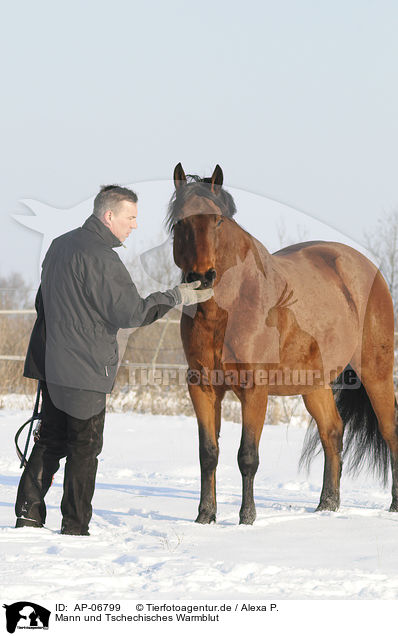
216, 218, 224, 228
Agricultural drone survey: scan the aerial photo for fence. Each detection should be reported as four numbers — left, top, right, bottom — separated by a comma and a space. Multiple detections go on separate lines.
1, 308, 398, 424
0, 308, 189, 390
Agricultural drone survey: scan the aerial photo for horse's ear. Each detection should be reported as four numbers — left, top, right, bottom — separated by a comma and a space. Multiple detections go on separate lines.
210, 164, 223, 193
173, 163, 187, 190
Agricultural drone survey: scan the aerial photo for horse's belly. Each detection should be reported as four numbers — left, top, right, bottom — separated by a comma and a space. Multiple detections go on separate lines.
221, 301, 358, 366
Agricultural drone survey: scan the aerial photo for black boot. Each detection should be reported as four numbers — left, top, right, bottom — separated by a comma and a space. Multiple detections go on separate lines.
15, 517, 43, 528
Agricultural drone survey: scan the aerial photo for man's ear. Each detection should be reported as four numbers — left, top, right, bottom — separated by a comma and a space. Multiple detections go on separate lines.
102, 210, 112, 227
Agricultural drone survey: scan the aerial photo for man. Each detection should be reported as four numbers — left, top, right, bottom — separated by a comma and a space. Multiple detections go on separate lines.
15, 185, 212, 535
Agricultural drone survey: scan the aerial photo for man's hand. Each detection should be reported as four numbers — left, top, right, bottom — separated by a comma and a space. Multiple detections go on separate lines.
175, 280, 214, 306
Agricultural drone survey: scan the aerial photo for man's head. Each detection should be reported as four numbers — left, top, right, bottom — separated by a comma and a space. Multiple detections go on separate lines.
93, 185, 138, 242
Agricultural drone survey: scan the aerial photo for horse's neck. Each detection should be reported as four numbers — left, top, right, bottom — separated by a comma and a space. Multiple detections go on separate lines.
209, 223, 285, 319
218, 220, 274, 278
248, 234, 274, 278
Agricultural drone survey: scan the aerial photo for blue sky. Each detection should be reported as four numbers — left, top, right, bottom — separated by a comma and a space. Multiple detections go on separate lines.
1, 0, 398, 286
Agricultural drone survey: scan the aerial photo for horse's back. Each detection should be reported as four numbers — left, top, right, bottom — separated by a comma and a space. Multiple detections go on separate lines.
273, 239, 330, 258
272, 240, 381, 302
274, 240, 375, 270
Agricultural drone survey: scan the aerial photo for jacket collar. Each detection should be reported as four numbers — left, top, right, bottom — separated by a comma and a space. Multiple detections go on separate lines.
82, 214, 122, 248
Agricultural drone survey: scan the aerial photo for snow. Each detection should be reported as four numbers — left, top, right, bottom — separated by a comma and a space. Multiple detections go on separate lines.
1, 407, 398, 601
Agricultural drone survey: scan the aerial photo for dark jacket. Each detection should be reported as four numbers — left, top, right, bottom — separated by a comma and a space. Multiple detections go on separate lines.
24, 214, 181, 393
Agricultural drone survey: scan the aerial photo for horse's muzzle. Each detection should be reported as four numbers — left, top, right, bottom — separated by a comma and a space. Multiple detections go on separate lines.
186, 268, 217, 289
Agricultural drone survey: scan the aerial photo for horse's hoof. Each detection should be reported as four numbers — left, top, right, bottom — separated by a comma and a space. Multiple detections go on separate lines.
315, 499, 339, 512
195, 512, 216, 524
239, 510, 256, 525
389, 501, 398, 512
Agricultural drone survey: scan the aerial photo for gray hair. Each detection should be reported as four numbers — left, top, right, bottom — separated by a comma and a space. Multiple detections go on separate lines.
93, 185, 138, 219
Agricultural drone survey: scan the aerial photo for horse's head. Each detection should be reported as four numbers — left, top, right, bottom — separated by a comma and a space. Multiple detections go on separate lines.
166, 163, 237, 288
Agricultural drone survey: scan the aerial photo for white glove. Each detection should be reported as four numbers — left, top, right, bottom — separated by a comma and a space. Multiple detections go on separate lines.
175, 280, 214, 306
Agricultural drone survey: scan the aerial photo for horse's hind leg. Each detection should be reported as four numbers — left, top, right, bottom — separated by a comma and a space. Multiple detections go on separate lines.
189, 383, 224, 524
303, 387, 343, 511
358, 373, 398, 511
352, 268, 398, 510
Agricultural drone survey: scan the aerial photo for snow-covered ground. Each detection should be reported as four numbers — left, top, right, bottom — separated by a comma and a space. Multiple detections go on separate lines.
1, 408, 398, 601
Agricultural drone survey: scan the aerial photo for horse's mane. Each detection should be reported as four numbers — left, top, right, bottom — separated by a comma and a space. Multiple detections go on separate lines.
166, 174, 237, 233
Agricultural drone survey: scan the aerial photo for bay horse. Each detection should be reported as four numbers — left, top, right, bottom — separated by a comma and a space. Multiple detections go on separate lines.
167, 162, 397, 524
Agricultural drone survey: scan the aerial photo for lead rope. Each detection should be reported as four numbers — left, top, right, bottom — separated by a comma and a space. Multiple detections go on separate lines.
15, 380, 42, 468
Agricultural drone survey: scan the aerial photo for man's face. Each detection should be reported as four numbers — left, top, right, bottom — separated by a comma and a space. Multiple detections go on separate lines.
104, 200, 138, 242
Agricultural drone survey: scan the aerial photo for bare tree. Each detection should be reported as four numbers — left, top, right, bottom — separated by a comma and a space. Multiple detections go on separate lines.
276, 216, 309, 250
363, 208, 398, 316
0, 272, 32, 309
126, 233, 180, 296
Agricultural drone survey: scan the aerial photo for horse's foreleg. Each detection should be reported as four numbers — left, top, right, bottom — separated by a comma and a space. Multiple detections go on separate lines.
303, 388, 343, 511
238, 387, 268, 524
189, 383, 222, 524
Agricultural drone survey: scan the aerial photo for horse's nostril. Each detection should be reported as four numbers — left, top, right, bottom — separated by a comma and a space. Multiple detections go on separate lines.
186, 271, 201, 283
186, 270, 216, 288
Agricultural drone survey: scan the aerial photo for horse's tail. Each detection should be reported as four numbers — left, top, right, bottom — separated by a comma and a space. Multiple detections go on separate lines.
299, 365, 391, 485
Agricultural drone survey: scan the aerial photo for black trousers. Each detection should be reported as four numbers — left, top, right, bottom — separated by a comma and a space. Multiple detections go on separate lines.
15, 383, 105, 534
